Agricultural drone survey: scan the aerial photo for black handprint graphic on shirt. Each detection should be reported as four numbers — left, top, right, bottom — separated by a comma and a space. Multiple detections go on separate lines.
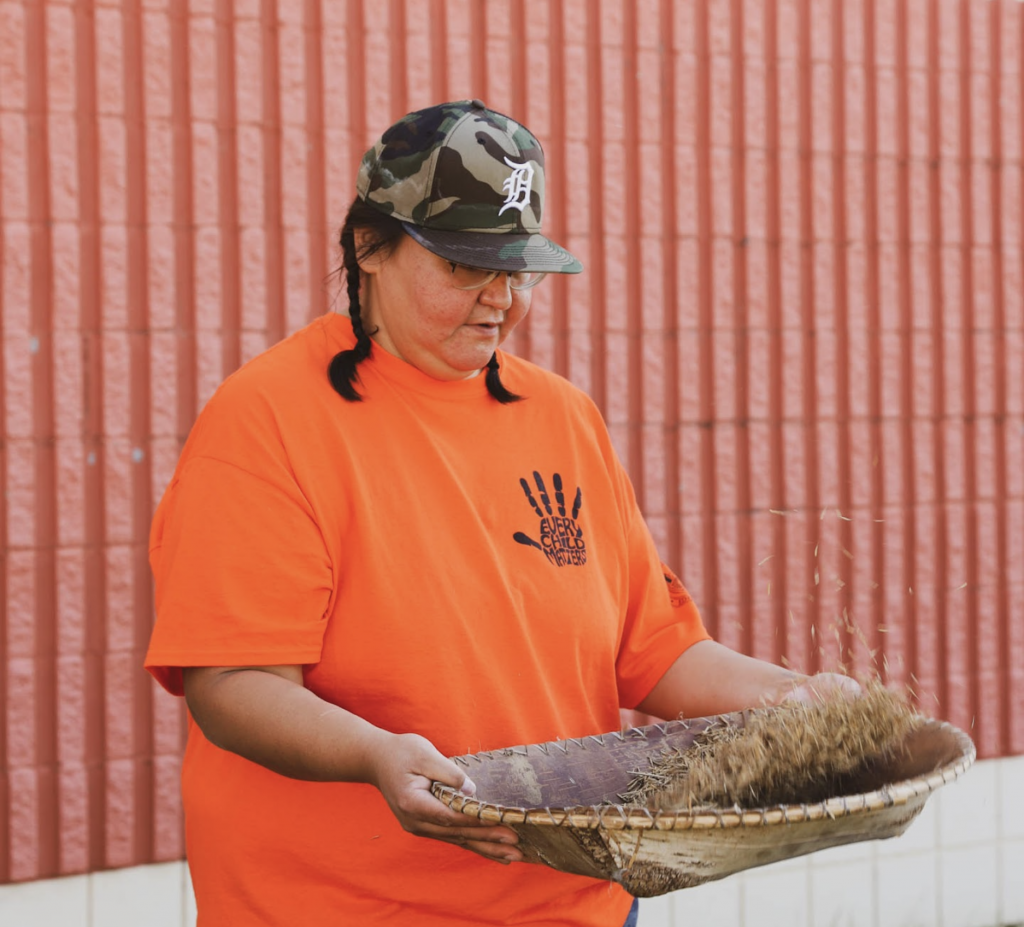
513, 471, 587, 567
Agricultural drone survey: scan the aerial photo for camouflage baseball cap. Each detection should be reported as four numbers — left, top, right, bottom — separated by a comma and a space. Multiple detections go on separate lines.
356, 99, 582, 274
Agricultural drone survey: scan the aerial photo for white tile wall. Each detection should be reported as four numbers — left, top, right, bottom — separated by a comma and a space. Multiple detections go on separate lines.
938, 760, 999, 848
810, 859, 876, 927
183, 865, 197, 926
1001, 838, 1024, 924
999, 754, 1024, 840
670, 873, 743, 924
740, 859, 812, 927
0, 874, 89, 927
0, 756, 1020, 927
636, 891, 674, 927
875, 850, 939, 927
92, 862, 184, 927
939, 845, 1000, 927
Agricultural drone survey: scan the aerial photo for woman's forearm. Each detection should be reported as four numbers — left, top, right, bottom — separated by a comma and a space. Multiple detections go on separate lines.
636, 640, 808, 720
182, 665, 390, 782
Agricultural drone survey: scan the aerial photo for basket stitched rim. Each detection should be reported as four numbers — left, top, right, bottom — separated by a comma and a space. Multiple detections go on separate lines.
431, 717, 976, 831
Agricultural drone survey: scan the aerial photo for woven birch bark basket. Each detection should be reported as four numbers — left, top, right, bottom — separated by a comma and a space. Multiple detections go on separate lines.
431, 713, 974, 897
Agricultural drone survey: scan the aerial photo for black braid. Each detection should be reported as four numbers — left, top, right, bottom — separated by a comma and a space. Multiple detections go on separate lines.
327, 226, 376, 401
327, 198, 401, 402
485, 352, 522, 404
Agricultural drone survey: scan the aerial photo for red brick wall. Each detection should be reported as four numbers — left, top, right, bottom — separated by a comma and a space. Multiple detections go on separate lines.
0, 0, 1021, 884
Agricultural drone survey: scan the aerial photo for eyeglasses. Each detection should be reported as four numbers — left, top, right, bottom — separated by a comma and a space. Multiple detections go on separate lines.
448, 261, 547, 291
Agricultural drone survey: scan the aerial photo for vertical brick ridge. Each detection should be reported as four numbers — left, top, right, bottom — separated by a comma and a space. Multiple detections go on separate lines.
508, 0, 527, 120
260, 0, 285, 345
895, 0, 918, 692
73, 0, 108, 876
346, 0, 366, 178
830, 0, 855, 673
147, 2, 188, 863
984, 0, 1010, 758
0, 0, 15, 885
170, 1, 197, 442
546, 0, 568, 378
470, 0, 487, 104
764, 0, 785, 652
1014, 0, 1024, 756
695, 0, 719, 638
659, 0, 681, 574
925, 0, 949, 718
26, 0, 59, 879
797, 0, 819, 673
429, 0, 448, 103
729, 0, 753, 659
987, 0, 1013, 757
860, 0, 885, 680
0, 94, 8, 891
623, 1, 643, 502
585, 0, 606, 413
304, 0, 327, 322
505, 0, 531, 360
388, 0, 407, 117
216, 0, 241, 375
956, 0, 981, 748
123, 0, 155, 865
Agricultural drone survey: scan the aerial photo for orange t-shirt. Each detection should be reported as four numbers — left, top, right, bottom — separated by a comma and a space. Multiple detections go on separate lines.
145, 313, 709, 927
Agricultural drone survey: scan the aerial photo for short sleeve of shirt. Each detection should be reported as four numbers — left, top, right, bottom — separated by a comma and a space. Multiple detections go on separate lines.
145, 453, 334, 696
613, 486, 711, 710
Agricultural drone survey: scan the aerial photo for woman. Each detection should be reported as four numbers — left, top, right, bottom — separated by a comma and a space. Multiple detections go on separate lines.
145, 100, 853, 927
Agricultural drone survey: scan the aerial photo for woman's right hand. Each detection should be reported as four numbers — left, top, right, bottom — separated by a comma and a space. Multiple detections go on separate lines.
367, 731, 523, 865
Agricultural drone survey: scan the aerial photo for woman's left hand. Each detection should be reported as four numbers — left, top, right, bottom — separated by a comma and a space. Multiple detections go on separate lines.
782, 672, 862, 705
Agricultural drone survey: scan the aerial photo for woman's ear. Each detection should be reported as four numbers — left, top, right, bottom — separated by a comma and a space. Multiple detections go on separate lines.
353, 228, 385, 275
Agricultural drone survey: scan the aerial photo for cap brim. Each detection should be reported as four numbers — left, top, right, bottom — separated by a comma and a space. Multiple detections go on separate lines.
402, 223, 583, 275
